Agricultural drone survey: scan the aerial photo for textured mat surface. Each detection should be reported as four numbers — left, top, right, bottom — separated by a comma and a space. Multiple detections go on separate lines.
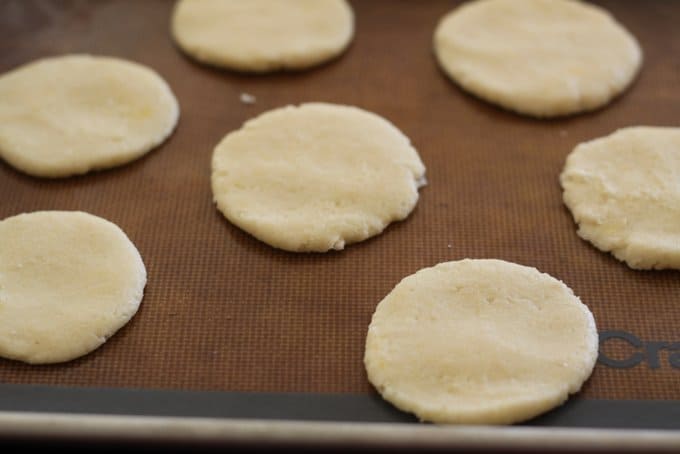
0, 0, 678, 402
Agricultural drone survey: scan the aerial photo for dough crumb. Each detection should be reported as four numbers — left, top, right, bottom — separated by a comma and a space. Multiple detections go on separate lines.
240, 93, 256, 105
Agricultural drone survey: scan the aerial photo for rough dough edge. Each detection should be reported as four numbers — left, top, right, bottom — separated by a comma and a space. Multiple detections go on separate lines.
559, 126, 680, 270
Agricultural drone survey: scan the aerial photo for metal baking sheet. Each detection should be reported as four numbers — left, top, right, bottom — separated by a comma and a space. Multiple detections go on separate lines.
1, 0, 679, 448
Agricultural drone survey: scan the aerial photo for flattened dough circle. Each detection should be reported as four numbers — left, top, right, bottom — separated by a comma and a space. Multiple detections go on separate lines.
433, 0, 642, 117
172, 0, 354, 72
560, 126, 680, 270
0, 211, 147, 364
364, 259, 598, 425
211, 103, 426, 252
0, 54, 179, 178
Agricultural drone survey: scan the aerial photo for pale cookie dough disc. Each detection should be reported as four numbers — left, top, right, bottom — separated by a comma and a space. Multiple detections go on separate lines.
364, 259, 598, 425
433, 0, 642, 117
560, 127, 680, 270
172, 0, 354, 72
0, 211, 146, 364
211, 103, 426, 252
0, 54, 179, 178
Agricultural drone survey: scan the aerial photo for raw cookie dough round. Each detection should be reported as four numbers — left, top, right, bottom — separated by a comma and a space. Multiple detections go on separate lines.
211, 103, 426, 252
364, 259, 598, 425
0, 54, 179, 178
560, 127, 680, 270
0, 211, 147, 364
433, 0, 642, 117
172, 0, 354, 72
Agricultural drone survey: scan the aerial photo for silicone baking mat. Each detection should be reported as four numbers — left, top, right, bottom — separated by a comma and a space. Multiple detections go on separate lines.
0, 0, 678, 434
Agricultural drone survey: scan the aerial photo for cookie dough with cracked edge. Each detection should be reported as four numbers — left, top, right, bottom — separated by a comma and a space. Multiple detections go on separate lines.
172, 0, 354, 72
561, 126, 680, 270
211, 103, 426, 252
0, 54, 179, 178
433, 0, 642, 117
0, 211, 147, 364
364, 259, 598, 425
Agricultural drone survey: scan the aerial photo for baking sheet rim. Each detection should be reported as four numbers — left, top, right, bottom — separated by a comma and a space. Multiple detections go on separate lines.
0, 411, 679, 450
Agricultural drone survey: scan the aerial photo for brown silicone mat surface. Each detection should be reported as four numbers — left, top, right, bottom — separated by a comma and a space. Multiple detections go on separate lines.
0, 0, 678, 402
